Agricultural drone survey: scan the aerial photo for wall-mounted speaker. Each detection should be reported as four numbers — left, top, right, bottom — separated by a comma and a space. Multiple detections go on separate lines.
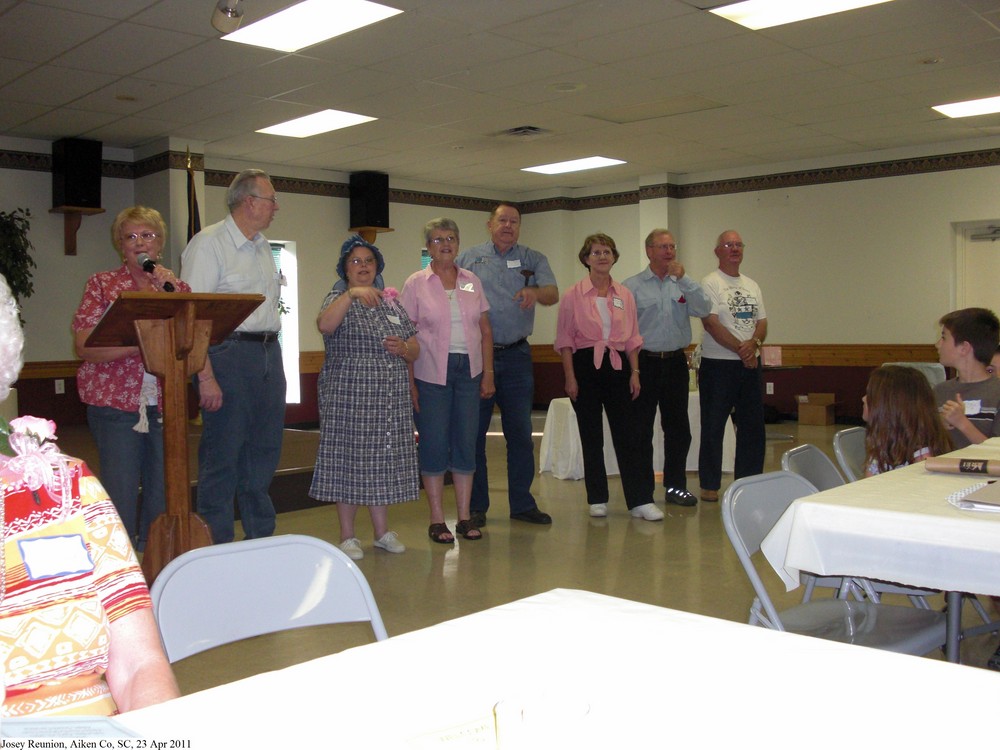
52, 138, 103, 209
349, 171, 389, 229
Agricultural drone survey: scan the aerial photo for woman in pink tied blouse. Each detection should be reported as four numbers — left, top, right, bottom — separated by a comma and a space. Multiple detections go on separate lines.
555, 233, 662, 521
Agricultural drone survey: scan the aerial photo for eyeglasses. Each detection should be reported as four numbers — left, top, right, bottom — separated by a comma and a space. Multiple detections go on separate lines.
721, 242, 745, 250
348, 257, 376, 267
589, 249, 614, 257
250, 194, 279, 205
428, 235, 458, 246
650, 243, 677, 251
122, 232, 159, 243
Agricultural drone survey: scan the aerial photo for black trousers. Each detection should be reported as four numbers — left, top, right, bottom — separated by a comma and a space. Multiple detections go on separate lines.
632, 350, 691, 494
570, 348, 649, 509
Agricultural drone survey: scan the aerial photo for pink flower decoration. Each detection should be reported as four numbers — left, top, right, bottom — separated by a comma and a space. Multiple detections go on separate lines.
382, 287, 400, 309
1, 415, 70, 504
11, 416, 57, 442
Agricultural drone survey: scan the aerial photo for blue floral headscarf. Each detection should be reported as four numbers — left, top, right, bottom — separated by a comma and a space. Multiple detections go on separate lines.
335, 234, 385, 291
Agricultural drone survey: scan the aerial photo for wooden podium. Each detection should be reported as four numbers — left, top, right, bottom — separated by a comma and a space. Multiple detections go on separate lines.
86, 292, 263, 581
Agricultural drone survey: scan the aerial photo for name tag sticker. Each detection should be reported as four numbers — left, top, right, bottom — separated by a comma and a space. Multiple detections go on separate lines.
612, 296, 624, 309
506, 260, 522, 270
386, 314, 401, 325
460, 283, 475, 293
19, 535, 94, 581
965, 399, 983, 415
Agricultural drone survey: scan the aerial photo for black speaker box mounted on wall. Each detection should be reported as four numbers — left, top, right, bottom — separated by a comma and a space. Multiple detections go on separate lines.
52, 138, 103, 209
349, 171, 389, 229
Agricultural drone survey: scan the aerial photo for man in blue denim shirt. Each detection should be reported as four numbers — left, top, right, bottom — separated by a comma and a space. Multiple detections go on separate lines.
456, 203, 559, 526
624, 230, 711, 507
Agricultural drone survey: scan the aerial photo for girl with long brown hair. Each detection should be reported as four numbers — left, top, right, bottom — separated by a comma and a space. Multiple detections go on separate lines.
863, 365, 952, 476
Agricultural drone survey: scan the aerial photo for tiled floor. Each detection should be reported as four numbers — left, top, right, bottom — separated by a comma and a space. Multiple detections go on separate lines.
62, 416, 1000, 694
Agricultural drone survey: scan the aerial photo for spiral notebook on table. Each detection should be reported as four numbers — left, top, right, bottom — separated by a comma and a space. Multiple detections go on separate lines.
948, 480, 1000, 512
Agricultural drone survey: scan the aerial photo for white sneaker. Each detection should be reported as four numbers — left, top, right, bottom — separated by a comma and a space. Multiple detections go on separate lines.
629, 503, 664, 521
589, 503, 608, 517
374, 531, 405, 554
339, 537, 364, 560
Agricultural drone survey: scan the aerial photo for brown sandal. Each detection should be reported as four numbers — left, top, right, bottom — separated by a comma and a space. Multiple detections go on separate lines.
456, 520, 482, 540
428, 523, 454, 544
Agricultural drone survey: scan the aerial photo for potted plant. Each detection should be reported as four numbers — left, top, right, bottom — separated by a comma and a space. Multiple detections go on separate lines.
0, 207, 37, 305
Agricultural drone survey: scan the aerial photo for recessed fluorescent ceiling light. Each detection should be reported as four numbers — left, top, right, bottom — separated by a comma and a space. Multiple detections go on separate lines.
257, 109, 376, 137
223, 0, 402, 53
522, 157, 626, 175
711, 0, 894, 30
932, 95, 1000, 119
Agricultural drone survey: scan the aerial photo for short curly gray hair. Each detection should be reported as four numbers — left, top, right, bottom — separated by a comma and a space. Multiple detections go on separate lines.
0, 274, 24, 402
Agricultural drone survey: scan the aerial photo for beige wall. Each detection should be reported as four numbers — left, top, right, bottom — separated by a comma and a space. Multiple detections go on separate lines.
3, 134, 999, 364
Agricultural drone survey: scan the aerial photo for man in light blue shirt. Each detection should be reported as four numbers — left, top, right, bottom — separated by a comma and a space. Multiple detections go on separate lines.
623, 229, 711, 506
456, 203, 558, 526
181, 169, 286, 544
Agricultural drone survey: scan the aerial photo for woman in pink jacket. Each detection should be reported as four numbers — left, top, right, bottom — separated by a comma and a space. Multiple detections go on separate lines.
555, 233, 661, 521
401, 219, 494, 544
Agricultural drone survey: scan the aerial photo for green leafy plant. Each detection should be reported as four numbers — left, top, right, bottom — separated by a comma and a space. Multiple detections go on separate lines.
0, 207, 37, 305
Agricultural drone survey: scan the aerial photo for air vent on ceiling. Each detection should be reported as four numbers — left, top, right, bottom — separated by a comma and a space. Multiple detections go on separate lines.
494, 125, 552, 139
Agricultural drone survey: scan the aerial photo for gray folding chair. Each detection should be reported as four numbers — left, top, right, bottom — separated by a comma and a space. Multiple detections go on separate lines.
781, 443, 845, 491
722, 472, 946, 655
833, 427, 866, 482
150, 534, 388, 663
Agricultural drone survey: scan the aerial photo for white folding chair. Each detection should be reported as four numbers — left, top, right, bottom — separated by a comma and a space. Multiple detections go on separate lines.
722, 472, 946, 655
833, 427, 866, 482
149, 534, 388, 663
781, 443, 845, 491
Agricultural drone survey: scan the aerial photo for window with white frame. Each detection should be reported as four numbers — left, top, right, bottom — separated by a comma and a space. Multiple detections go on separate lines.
270, 241, 300, 404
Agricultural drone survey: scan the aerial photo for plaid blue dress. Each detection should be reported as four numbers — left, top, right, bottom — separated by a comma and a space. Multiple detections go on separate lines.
309, 290, 419, 505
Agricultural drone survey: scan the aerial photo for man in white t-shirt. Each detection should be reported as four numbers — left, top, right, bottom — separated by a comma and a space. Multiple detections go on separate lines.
697, 230, 767, 502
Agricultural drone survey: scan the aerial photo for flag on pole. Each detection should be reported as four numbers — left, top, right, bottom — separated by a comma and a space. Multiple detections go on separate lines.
186, 147, 201, 242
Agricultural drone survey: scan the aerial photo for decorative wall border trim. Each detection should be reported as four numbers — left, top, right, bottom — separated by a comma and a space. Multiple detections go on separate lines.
3, 146, 999, 207
390, 189, 497, 213
0, 150, 50, 173
676, 148, 1000, 198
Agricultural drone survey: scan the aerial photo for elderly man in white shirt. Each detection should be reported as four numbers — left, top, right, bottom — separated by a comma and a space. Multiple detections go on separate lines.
181, 168, 286, 544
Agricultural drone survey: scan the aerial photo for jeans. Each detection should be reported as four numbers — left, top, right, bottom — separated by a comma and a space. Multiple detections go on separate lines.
414, 354, 482, 476
471, 340, 537, 516
632, 351, 692, 494
87, 404, 166, 549
197, 338, 286, 544
571, 348, 649, 509
698, 357, 765, 491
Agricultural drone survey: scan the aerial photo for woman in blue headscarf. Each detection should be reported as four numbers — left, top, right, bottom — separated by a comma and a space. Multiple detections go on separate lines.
308, 235, 420, 561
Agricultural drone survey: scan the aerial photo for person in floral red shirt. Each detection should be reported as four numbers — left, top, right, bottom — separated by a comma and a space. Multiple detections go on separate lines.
2, 272, 179, 717
71, 206, 188, 550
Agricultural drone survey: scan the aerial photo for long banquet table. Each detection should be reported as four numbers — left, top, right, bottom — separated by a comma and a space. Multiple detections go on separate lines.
538, 394, 736, 480
762, 438, 1000, 663
118, 589, 999, 746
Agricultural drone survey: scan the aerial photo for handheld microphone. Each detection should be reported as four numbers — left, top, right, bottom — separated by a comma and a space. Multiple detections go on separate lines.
137, 253, 174, 292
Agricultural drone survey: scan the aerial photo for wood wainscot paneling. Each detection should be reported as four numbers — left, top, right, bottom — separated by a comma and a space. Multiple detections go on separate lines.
527, 343, 941, 423
28, 344, 930, 428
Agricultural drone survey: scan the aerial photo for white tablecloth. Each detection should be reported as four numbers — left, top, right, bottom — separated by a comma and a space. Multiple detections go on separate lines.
118, 588, 998, 746
762, 439, 1000, 597
538, 394, 735, 479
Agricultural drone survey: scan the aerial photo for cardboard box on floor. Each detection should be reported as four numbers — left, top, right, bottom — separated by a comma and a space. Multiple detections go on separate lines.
797, 392, 836, 425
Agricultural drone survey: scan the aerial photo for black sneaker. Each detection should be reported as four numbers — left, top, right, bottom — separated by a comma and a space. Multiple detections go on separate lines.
664, 487, 697, 507
510, 508, 552, 524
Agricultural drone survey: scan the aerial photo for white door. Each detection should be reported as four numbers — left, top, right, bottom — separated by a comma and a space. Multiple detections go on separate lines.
958, 225, 1000, 311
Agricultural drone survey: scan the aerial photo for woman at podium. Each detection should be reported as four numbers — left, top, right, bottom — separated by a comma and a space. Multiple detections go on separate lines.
72, 206, 190, 551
